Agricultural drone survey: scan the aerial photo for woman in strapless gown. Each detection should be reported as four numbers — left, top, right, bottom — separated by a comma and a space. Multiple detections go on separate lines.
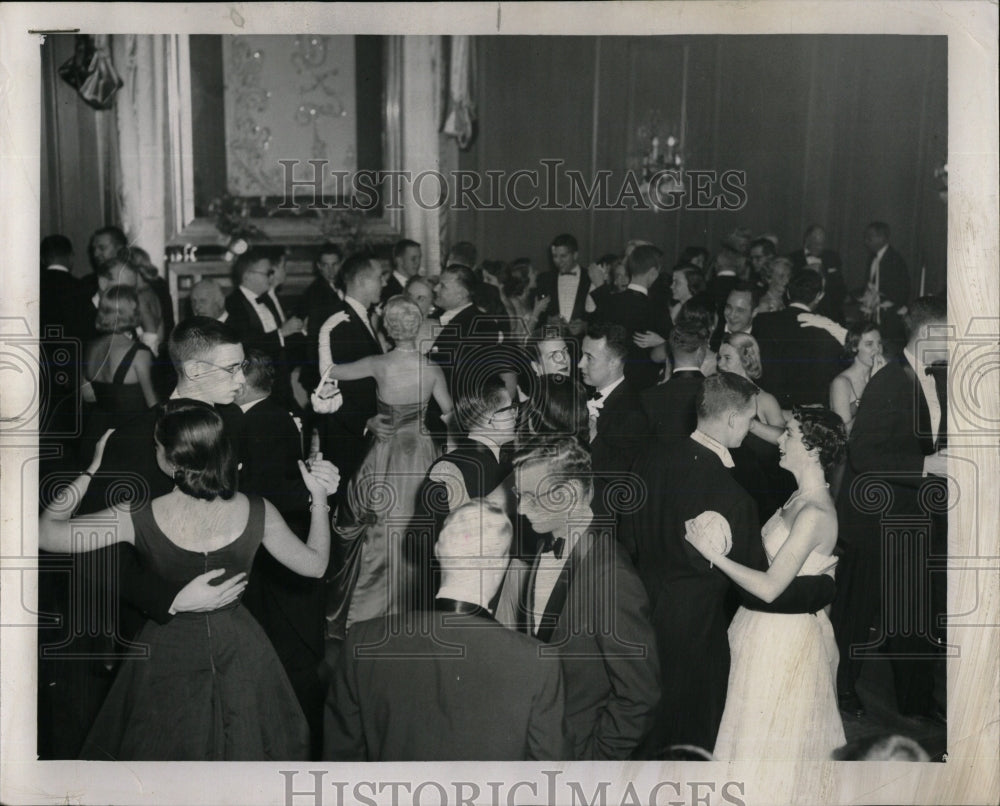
686, 408, 848, 761
38, 400, 340, 760
320, 296, 453, 635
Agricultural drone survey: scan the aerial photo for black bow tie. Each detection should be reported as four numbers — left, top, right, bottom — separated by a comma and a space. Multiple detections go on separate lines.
255, 293, 271, 304
559, 269, 578, 276
588, 390, 603, 401
537, 536, 566, 559
924, 362, 947, 376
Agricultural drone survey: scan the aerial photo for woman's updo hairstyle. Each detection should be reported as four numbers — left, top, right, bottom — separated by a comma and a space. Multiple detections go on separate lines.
793, 406, 847, 473
382, 295, 423, 343
95, 284, 140, 334
154, 400, 238, 501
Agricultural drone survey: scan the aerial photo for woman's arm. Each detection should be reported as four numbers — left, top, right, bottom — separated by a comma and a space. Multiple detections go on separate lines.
260, 459, 338, 578
688, 504, 829, 603
746, 391, 785, 443
829, 374, 854, 432
428, 362, 454, 422
132, 349, 160, 407
325, 355, 377, 382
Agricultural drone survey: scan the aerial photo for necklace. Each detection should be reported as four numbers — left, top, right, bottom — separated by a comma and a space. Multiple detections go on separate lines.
783, 482, 830, 508
393, 346, 420, 353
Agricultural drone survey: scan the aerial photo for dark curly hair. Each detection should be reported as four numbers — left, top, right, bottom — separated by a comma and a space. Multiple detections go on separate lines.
792, 406, 847, 473
154, 400, 238, 501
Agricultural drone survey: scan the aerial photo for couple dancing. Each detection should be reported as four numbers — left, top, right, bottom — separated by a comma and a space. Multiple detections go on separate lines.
625, 371, 847, 760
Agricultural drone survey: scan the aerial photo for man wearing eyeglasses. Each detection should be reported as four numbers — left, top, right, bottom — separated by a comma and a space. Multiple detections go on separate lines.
225, 247, 304, 362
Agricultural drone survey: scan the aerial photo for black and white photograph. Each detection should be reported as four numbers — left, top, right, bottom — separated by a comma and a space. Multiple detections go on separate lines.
1, 2, 997, 805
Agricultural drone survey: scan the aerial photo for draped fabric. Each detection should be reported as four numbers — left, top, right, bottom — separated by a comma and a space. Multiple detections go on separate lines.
401, 36, 443, 275
111, 35, 177, 270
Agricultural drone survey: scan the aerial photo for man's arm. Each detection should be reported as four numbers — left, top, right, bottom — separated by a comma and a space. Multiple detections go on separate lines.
526, 658, 572, 760
323, 633, 367, 761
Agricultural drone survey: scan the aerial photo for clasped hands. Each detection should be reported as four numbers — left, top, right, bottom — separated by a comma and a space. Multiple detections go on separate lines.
684, 510, 733, 566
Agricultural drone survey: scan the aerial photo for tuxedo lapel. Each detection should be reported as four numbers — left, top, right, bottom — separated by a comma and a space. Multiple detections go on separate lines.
238, 292, 267, 333
532, 528, 595, 643
346, 305, 382, 354
901, 361, 935, 453
571, 273, 591, 320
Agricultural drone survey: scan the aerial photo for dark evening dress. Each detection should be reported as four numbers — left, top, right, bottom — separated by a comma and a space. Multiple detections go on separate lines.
80, 495, 309, 760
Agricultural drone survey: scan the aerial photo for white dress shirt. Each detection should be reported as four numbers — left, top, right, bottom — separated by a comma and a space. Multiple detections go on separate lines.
239, 285, 280, 338
343, 294, 377, 341
393, 270, 409, 292
868, 244, 889, 288
690, 428, 735, 468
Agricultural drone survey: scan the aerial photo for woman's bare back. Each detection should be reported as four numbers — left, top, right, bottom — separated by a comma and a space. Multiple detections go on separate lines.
370, 350, 442, 405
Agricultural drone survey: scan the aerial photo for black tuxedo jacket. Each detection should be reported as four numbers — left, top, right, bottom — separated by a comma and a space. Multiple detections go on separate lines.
225, 288, 282, 359
40, 268, 90, 342
381, 273, 405, 304
237, 397, 308, 517
787, 248, 847, 322
324, 608, 570, 761
752, 305, 844, 408
594, 288, 671, 390
639, 369, 704, 446
832, 356, 946, 706
869, 245, 911, 308
622, 437, 838, 752
536, 270, 591, 323
298, 277, 343, 387
590, 380, 649, 477
503, 526, 659, 760
428, 304, 500, 396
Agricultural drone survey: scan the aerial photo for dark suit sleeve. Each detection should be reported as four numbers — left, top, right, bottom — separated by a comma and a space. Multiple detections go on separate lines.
114, 543, 181, 624
526, 658, 573, 760
585, 550, 660, 760
323, 632, 367, 761
848, 368, 926, 485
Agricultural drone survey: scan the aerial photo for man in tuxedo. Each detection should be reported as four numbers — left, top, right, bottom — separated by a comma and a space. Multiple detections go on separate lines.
429, 264, 500, 399
528, 326, 572, 378
787, 224, 847, 322
593, 244, 671, 390
224, 247, 304, 363
640, 322, 708, 446
748, 236, 777, 286
40, 317, 254, 757
502, 439, 659, 760
40, 235, 90, 446
859, 221, 911, 355
753, 268, 844, 407
382, 238, 421, 302
832, 296, 948, 723
709, 283, 758, 352
189, 279, 228, 322
318, 253, 386, 492
325, 501, 570, 761
536, 233, 595, 336
233, 350, 328, 757
579, 321, 649, 478
621, 372, 837, 754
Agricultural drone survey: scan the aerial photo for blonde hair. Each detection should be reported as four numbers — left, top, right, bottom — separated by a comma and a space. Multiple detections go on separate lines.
95, 285, 140, 334
383, 294, 422, 342
723, 332, 763, 380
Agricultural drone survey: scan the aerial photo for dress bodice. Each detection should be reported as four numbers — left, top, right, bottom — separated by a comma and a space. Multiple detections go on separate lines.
130, 496, 265, 600
760, 508, 838, 577
376, 397, 427, 430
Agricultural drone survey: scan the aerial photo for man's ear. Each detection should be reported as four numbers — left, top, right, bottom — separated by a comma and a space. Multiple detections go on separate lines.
530, 360, 542, 376
179, 359, 201, 380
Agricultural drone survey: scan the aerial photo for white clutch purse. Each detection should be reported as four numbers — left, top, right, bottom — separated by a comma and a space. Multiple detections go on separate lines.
311, 365, 344, 414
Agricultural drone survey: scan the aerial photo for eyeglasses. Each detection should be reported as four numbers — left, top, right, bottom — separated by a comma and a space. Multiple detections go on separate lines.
201, 359, 250, 376
543, 348, 569, 363
246, 267, 276, 277
488, 403, 519, 425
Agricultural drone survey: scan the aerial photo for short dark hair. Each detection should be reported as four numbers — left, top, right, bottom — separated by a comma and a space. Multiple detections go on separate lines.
626, 244, 664, 279
551, 233, 579, 253
749, 237, 777, 257
316, 241, 343, 261
242, 349, 275, 395
596, 253, 620, 267
696, 371, 758, 421
678, 245, 710, 266
501, 260, 533, 299
676, 295, 718, 334
41, 234, 73, 267
673, 264, 707, 296
905, 295, 947, 337
585, 320, 630, 363
786, 268, 824, 305
844, 321, 881, 357
154, 400, 238, 501
233, 247, 273, 284
393, 238, 420, 262
803, 224, 826, 241
447, 241, 477, 268
168, 316, 241, 368
519, 375, 588, 445
792, 406, 847, 473
866, 221, 891, 240
669, 323, 709, 357
341, 252, 379, 288
727, 282, 762, 310
453, 374, 508, 435
91, 225, 128, 249
441, 264, 477, 296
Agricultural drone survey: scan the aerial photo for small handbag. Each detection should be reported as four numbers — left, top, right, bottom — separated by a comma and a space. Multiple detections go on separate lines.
310, 364, 344, 414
